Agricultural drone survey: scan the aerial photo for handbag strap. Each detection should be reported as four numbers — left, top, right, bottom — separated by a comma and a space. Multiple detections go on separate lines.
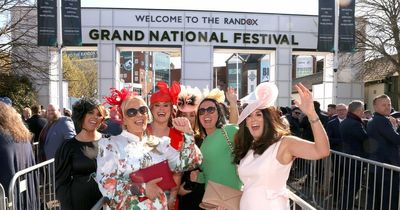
221, 126, 234, 152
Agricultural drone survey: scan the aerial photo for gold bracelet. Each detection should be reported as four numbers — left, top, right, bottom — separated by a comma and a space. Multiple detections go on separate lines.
309, 117, 320, 124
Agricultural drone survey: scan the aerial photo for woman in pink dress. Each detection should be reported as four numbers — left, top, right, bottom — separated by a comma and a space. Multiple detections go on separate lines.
233, 83, 330, 210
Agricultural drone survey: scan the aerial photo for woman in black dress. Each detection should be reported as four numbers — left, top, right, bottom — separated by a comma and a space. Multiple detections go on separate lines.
176, 86, 205, 210
55, 98, 106, 210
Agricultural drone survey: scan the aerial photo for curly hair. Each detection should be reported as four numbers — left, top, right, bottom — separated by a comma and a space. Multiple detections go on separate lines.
196, 98, 227, 138
72, 98, 106, 133
233, 107, 291, 164
0, 102, 32, 142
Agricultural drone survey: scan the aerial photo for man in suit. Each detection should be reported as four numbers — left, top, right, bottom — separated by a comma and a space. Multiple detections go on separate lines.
286, 107, 302, 137
26, 105, 48, 143
366, 94, 400, 210
327, 104, 337, 121
326, 103, 347, 151
326, 103, 347, 202
38, 104, 75, 161
339, 100, 368, 210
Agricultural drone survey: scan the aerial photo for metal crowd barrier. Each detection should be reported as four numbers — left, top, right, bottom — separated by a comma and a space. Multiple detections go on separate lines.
32, 142, 40, 163
7, 159, 59, 210
0, 184, 6, 210
288, 189, 317, 210
288, 150, 400, 210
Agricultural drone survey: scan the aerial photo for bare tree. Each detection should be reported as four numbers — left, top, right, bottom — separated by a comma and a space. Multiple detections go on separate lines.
356, 0, 400, 78
0, 1, 50, 82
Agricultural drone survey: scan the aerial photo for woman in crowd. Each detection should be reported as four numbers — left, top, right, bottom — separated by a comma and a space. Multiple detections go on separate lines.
148, 81, 183, 209
96, 88, 201, 209
203, 87, 239, 124
55, 98, 106, 210
233, 83, 330, 210
175, 86, 205, 210
190, 88, 242, 195
0, 101, 37, 209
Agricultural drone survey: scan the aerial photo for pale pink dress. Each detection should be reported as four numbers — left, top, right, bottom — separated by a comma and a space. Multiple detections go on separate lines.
238, 140, 293, 210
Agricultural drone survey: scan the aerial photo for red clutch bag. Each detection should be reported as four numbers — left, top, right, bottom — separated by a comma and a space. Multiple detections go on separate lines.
129, 160, 176, 191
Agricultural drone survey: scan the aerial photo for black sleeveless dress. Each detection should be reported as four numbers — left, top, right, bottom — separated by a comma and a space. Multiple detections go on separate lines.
55, 137, 102, 210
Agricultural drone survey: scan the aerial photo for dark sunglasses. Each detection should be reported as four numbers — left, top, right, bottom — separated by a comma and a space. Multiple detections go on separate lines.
126, 106, 148, 117
294, 111, 301, 115
198, 106, 216, 115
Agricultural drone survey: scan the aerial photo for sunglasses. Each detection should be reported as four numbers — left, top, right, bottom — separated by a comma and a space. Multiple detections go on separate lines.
294, 111, 301, 115
126, 106, 148, 117
198, 106, 216, 115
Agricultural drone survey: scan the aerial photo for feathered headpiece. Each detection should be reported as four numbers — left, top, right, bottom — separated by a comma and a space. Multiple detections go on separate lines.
203, 88, 225, 104
104, 88, 132, 107
177, 86, 202, 112
150, 81, 181, 105
103, 88, 137, 123
237, 82, 278, 124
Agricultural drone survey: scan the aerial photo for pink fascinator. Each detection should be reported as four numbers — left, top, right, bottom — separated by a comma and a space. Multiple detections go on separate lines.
237, 82, 279, 124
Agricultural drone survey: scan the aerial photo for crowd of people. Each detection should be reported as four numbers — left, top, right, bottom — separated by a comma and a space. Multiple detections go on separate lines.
1, 80, 399, 210
285, 95, 400, 210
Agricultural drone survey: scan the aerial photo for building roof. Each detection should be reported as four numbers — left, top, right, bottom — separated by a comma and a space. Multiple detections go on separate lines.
361, 56, 399, 82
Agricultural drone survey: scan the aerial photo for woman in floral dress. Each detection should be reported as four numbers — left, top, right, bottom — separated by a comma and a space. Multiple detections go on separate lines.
96, 89, 201, 210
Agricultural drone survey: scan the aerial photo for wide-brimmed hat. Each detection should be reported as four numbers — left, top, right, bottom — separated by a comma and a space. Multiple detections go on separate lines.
237, 82, 278, 124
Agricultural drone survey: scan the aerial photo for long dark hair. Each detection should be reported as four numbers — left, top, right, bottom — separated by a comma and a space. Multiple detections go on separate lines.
233, 107, 291, 164
196, 98, 227, 138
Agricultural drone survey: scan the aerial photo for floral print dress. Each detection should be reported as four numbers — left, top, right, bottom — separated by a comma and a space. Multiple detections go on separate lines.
96, 130, 201, 210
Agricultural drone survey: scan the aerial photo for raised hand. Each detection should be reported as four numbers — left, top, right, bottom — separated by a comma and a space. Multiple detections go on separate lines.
293, 83, 316, 117
172, 117, 193, 134
225, 87, 238, 104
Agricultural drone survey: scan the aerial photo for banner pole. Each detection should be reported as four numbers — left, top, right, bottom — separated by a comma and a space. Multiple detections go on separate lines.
333, 0, 339, 104
57, 0, 64, 113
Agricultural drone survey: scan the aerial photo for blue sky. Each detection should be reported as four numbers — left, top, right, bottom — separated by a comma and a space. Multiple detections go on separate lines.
81, 0, 318, 15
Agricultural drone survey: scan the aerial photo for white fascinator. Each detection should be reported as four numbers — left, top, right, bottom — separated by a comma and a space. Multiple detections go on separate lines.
237, 82, 279, 124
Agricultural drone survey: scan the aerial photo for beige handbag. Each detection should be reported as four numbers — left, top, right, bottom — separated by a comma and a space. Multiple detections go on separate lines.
200, 180, 242, 210
200, 126, 242, 210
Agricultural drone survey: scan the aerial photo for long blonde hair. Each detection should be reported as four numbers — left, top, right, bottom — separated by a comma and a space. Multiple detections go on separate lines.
0, 103, 32, 142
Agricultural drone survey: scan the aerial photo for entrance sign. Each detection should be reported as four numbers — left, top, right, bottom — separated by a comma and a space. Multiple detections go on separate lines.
88, 29, 299, 45
79, 8, 322, 106
81, 10, 319, 48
